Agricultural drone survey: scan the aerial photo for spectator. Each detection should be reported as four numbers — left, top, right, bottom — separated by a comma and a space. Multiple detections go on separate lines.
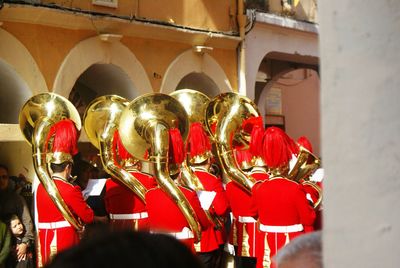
6, 214, 34, 268
0, 165, 34, 263
273, 231, 322, 268
44, 230, 204, 268
0, 219, 11, 268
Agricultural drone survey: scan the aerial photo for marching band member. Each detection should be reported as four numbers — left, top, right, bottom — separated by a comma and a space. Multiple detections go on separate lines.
186, 122, 229, 268
145, 128, 210, 250
248, 124, 269, 182
252, 127, 316, 268
225, 120, 267, 268
36, 119, 94, 267
104, 131, 157, 231
296, 136, 323, 231
226, 147, 263, 268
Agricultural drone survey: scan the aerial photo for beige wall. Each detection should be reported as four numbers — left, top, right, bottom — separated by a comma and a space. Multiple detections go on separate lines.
281, 70, 320, 156
2, 22, 93, 90
1, 21, 237, 93
42, 0, 237, 33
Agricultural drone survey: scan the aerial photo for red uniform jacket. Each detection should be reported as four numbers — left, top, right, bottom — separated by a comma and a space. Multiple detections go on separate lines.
104, 171, 157, 231
36, 178, 94, 267
193, 168, 229, 253
252, 177, 316, 267
145, 185, 210, 250
225, 170, 268, 260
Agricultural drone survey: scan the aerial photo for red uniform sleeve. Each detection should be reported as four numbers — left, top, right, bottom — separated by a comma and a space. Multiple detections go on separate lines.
187, 190, 211, 230
210, 179, 229, 217
250, 183, 260, 218
64, 185, 94, 224
295, 185, 316, 227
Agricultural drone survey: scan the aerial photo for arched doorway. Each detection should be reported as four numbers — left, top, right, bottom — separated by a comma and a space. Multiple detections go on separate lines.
161, 49, 233, 94
68, 63, 141, 171
69, 63, 140, 118
175, 72, 220, 97
256, 54, 320, 155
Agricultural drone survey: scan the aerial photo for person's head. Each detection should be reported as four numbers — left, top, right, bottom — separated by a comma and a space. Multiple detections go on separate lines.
8, 214, 25, 237
73, 161, 94, 190
50, 162, 73, 177
0, 164, 9, 191
186, 122, 213, 166
168, 128, 185, 178
113, 130, 141, 170
45, 230, 203, 268
274, 231, 322, 268
262, 127, 295, 176
297, 136, 313, 153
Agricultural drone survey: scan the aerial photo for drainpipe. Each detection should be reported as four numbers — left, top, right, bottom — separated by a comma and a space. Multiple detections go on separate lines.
237, 0, 247, 95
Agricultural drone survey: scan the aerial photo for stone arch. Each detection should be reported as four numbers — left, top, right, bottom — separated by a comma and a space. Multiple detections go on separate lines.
0, 28, 47, 94
258, 67, 321, 155
53, 36, 152, 97
160, 49, 233, 94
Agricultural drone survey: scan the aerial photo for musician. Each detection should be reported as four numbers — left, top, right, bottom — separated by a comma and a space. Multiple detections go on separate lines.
249, 124, 269, 182
224, 122, 268, 268
186, 122, 229, 268
226, 147, 264, 268
36, 119, 94, 267
104, 131, 157, 231
296, 136, 323, 231
251, 127, 316, 268
145, 128, 210, 251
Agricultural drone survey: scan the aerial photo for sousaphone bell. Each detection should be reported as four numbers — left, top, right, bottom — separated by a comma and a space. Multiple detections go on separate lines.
83, 95, 147, 202
205, 92, 260, 192
118, 93, 202, 241
19, 93, 83, 230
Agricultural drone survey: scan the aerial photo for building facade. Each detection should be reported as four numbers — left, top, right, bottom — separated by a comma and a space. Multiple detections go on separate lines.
0, 0, 319, 176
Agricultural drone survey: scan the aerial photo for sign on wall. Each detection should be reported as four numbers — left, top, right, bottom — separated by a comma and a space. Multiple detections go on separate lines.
92, 0, 118, 8
266, 87, 282, 115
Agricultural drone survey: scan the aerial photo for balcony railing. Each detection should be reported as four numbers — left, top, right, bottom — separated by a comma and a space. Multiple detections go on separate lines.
245, 0, 318, 23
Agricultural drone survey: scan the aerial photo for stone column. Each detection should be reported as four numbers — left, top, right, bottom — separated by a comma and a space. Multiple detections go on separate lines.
320, 1, 400, 267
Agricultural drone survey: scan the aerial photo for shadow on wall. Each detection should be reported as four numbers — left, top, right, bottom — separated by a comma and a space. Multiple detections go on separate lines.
0, 60, 32, 124
176, 72, 220, 98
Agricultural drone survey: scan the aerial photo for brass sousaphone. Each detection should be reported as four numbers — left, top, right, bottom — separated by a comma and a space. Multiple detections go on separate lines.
118, 93, 202, 241
19, 93, 83, 230
205, 92, 260, 193
170, 89, 224, 229
83, 95, 147, 202
288, 146, 322, 208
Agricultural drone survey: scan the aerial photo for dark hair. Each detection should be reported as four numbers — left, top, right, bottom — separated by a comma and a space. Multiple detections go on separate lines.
5, 214, 19, 226
50, 162, 71, 173
274, 231, 322, 268
45, 230, 204, 268
0, 164, 9, 172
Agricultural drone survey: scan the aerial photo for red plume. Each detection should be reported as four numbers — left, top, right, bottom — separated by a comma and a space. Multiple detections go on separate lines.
234, 146, 253, 170
242, 116, 263, 134
262, 127, 292, 169
169, 128, 185, 165
249, 124, 264, 157
187, 122, 211, 159
113, 130, 132, 160
47, 119, 79, 156
297, 136, 313, 153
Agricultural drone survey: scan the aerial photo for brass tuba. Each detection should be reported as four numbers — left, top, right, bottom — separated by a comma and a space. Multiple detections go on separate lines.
170, 89, 210, 190
288, 146, 322, 208
118, 93, 202, 241
205, 92, 260, 193
83, 95, 147, 202
170, 89, 224, 229
19, 93, 83, 230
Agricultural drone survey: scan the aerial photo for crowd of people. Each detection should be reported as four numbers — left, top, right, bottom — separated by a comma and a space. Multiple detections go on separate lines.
0, 115, 323, 268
